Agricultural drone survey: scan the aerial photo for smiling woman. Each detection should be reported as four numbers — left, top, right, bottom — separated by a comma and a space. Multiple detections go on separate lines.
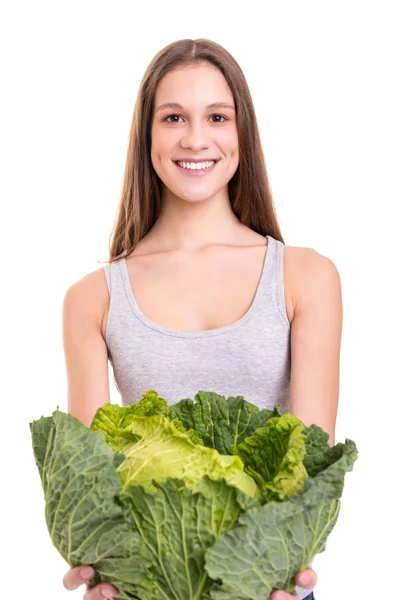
60, 38, 346, 600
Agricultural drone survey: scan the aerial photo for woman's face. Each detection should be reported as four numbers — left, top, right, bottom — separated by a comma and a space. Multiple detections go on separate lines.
151, 62, 239, 203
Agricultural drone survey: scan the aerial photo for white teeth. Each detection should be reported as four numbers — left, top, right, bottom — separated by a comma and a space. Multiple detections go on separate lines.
176, 160, 215, 170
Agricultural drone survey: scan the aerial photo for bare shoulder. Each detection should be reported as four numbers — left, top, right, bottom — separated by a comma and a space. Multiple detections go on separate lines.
283, 245, 341, 320
64, 265, 110, 339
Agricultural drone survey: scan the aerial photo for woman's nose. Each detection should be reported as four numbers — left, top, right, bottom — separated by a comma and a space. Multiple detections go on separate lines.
180, 121, 210, 148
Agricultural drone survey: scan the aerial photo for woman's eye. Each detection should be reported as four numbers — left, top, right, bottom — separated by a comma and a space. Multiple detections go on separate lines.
164, 114, 182, 123
210, 114, 227, 123
164, 114, 227, 124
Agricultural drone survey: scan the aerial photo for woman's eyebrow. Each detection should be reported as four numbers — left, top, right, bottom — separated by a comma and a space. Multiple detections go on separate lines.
155, 101, 235, 113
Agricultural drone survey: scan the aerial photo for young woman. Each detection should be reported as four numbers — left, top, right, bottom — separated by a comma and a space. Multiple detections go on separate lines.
62, 38, 341, 600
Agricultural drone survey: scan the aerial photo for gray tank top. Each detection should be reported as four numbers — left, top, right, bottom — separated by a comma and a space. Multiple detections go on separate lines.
103, 234, 291, 410
103, 234, 314, 598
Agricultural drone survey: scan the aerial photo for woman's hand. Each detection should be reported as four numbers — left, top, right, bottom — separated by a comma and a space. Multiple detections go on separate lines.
270, 545, 326, 600
269, 565, 317, 599
63, 565, 119, 599
63, 546, 326, 599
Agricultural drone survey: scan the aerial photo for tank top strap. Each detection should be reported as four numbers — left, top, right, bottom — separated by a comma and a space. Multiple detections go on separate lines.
103, 262, 112, 295
259, 235, 289, 327
103, 250, 128, 300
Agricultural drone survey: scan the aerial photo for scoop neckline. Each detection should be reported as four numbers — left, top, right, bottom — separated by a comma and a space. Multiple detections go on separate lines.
119, 234, 273, 338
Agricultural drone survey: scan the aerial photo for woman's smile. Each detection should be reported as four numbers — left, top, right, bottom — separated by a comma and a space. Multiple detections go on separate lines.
173, 158, 220, 177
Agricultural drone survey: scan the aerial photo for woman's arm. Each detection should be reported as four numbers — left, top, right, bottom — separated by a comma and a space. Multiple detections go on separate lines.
62, 270, 119, 599
289, 248, 343, 446
270, 249, 342, 600
62, 270, 111, 426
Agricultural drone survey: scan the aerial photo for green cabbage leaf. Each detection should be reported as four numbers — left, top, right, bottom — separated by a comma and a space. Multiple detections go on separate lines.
30, 390, 358, 600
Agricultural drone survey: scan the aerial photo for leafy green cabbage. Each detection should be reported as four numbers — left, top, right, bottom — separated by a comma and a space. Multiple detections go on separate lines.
30, 390, 358, 600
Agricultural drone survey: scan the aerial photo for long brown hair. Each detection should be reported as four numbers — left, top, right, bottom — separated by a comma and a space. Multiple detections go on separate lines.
100, 38, 285, 265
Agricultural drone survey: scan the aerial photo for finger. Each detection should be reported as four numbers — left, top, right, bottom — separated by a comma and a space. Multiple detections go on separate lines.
294, 566, 318, 589
270, 592, 300, 600
63, 566, 96, 591
63, 565, 119, 599
83, 583, 119, 599
319, 544, 327, 553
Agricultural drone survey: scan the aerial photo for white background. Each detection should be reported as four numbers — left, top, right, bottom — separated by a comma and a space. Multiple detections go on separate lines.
1, 1, 399, 598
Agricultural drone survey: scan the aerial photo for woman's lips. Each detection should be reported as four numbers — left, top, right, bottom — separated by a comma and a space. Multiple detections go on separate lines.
173, 159, 219, 177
